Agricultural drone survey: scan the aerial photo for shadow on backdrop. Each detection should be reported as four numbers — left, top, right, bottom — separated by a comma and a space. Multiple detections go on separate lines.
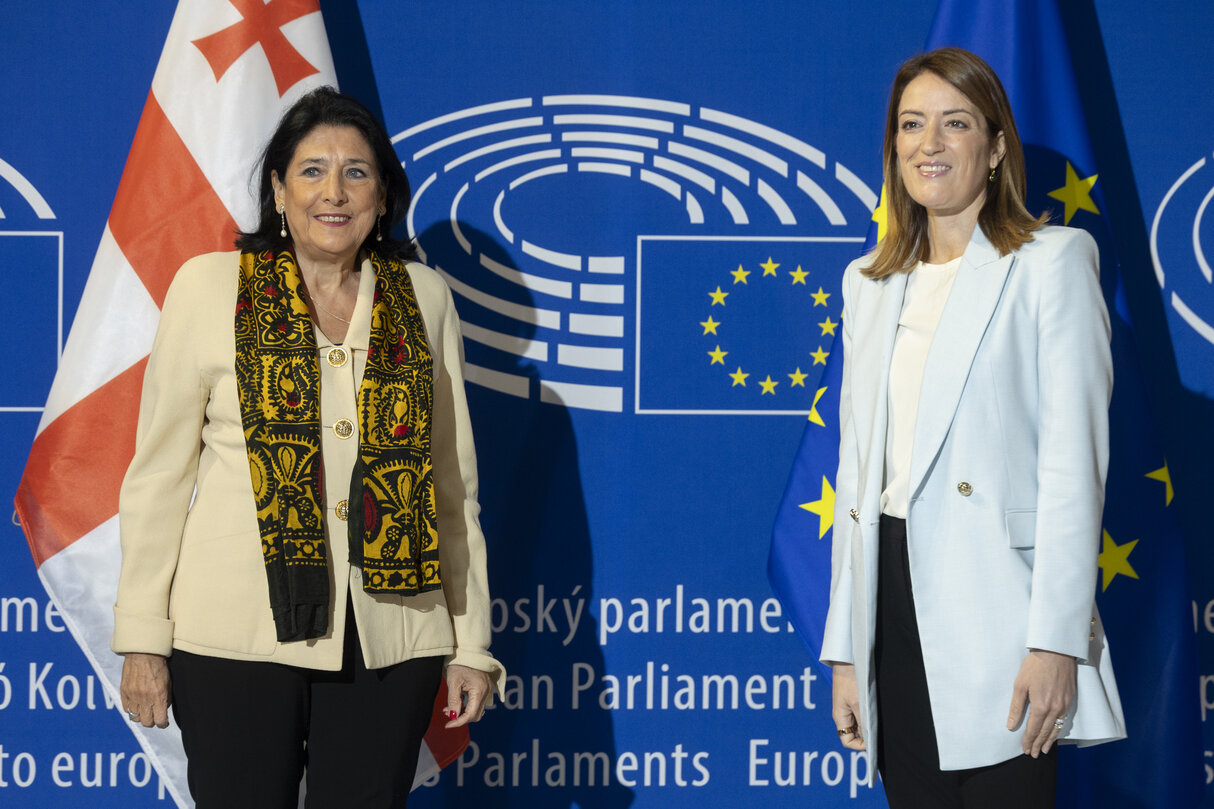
318, 0, 385, 123
1059, 0, 1212, 570
1054, 3, 1210, 806
414, 221, 634, 809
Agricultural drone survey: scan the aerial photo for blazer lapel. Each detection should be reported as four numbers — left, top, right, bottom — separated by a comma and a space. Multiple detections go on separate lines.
908, 229, 1013, 498
850, 270, 907, 509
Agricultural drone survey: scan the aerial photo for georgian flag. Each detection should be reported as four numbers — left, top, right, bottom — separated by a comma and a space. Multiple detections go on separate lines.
13, 2, 465, 804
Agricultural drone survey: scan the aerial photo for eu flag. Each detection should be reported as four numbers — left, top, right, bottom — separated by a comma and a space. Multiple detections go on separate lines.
768, 211, 881, 688
767, 338, 844, 688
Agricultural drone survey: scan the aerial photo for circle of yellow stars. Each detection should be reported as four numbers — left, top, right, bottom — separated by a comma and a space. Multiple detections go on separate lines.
700, 256, 837, 396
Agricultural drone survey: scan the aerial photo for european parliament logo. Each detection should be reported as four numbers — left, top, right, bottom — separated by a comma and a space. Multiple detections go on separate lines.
1152, 152, 1214, 353
0, 155, 60, 412
395, 95, 871, 413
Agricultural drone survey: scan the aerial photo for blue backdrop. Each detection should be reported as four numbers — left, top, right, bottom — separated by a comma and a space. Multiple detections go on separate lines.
1, 1, 1211, 806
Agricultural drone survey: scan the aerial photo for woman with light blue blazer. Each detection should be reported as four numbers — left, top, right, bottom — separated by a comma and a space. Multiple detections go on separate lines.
821, 48, 1125, 808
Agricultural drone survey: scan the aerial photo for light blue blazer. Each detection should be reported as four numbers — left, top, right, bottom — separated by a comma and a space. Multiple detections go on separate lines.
820, 225, 1126, 772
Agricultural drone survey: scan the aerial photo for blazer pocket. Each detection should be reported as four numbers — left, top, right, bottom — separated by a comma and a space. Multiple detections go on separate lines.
1005, 509, 1037, 549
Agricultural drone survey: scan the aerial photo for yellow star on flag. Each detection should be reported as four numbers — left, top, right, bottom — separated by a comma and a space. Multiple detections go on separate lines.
788, 368, 808, 387
789, 265, 808, 285
811, 286, 830, 306
1145, 462, 1174, 506
730, 366, 749, 387
810, 346, 829, 365
818, 316, 837, 336
799, 476, 835, 539
808, 385, 828, 427
700, 315, 720, 335
759, 375, 778, 395
872, 185, 888, 243
731, 264, 751, 284
760, 257, 780, 276
1047, 162, 1100, 225
709, 286, 728, 306
1097, 529, 1139, 592
707, 345, 727, 365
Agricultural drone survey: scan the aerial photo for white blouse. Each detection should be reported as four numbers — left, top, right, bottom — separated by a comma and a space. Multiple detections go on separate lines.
880, 256, 961, 518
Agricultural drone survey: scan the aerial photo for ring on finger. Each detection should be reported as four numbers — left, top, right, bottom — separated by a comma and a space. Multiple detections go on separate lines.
1053, 717, 1064, 731
127, 710, 140, 720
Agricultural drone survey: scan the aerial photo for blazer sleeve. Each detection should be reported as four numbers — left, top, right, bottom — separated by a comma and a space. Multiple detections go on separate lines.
1024, 229, 1111, 661
427, 274, 506, 694
111, 257, 211, 656
820, 260, 860, 665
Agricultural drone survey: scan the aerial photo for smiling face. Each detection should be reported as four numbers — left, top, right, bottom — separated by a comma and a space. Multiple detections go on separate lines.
271, 124, 386, 269
895, 71, 1006, 223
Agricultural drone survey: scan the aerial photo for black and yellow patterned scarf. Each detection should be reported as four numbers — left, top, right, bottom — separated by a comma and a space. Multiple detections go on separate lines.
235, 250, 441, 643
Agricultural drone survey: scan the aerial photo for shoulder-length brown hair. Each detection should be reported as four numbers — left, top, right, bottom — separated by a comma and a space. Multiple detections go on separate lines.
864, 47, 1046, 279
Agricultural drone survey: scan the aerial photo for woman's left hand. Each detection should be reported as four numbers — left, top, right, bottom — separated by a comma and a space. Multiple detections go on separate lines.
1005, 649, 1076, 757
445, 664, 492, 728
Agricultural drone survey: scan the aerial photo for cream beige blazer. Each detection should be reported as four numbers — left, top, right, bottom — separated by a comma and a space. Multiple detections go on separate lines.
112, 251, 502, 688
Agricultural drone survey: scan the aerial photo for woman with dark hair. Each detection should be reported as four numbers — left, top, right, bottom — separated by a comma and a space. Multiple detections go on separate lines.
112, 87, 502, 808
821, 48, 1125, 807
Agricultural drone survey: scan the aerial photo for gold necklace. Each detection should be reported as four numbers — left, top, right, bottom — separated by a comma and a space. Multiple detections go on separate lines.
302, 287, 352, 324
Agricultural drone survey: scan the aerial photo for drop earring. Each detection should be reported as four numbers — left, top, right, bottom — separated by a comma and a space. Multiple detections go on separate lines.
377, 208, 386, 242
988, 167, 997, 183
279, 205, 287, 238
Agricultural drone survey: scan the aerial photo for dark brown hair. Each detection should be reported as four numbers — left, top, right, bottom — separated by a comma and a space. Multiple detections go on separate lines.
864, 47, 1045, 278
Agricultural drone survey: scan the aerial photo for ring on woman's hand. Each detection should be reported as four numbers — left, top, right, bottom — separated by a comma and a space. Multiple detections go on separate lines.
1053, 717, 1064, 731
127, 711, 140, 720
837, 725, 856, 737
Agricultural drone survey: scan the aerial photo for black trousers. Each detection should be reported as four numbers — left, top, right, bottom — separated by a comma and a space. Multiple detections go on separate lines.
875, 514, 1056, 809
168, 605, 443, 809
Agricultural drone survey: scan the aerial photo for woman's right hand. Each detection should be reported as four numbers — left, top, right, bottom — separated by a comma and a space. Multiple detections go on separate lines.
831, 663, 865, 750
120, 653, 172, 729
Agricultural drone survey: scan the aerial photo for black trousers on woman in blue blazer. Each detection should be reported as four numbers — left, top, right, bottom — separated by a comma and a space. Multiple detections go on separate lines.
876, 514, 1056, 808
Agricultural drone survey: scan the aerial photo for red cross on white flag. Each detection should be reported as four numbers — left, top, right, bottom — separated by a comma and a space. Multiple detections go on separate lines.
14, 2, 465, 804
192, 0, 323, 95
